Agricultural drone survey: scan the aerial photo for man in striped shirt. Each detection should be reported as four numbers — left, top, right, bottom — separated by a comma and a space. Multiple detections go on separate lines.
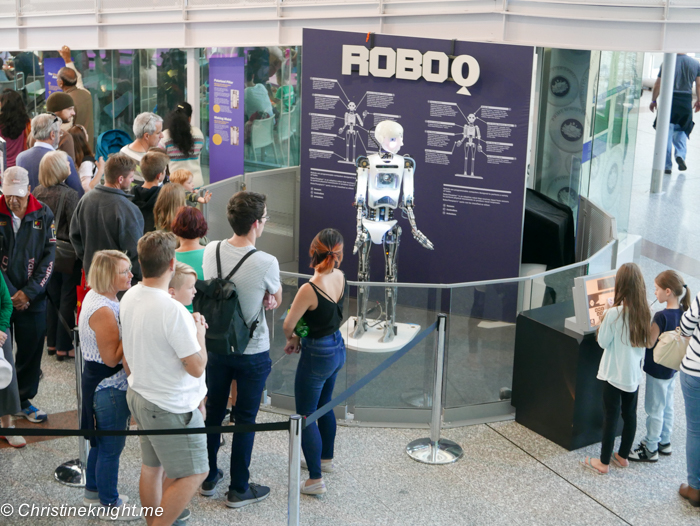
680, 288, 700, 506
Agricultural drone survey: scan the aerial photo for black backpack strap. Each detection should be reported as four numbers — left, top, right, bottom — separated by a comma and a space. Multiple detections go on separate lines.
215, 241, 223, 279
224, 248, 257, 281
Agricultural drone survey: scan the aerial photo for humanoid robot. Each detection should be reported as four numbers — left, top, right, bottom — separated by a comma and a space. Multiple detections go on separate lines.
338, 102, 366, 163
455, 114, 482, 178
352, 120, 434, 343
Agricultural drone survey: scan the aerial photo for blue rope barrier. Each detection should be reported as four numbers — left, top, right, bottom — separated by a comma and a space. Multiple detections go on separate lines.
304, 321, 438, 427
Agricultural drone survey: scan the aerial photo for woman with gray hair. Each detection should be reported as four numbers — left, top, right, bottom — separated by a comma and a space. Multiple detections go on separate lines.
32, 150, 80, 361
120, 112, 163, 183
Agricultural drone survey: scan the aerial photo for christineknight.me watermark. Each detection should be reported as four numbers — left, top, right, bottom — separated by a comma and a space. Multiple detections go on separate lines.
1, 503, 164, 520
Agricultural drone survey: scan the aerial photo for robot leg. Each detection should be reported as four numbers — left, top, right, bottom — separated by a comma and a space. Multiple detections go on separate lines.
380, 225, 401, 344
463, 144, 470, 176
352, 236, 372, 340
345, 131, 351, 162
469, 143, 477, 177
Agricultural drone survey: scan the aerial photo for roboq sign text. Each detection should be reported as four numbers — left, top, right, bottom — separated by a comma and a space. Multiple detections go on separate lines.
342, 45, 480, 95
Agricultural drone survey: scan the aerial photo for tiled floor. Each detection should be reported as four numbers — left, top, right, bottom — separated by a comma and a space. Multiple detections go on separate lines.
2, 90, 700, 525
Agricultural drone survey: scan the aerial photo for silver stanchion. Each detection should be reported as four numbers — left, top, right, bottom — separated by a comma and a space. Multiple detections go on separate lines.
406, 314, 463, 464
55, 330, 89, 486
288, 415, 302, 526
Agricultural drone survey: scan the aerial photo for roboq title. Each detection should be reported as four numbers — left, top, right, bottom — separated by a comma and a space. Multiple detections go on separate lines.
341, 45, 480, 95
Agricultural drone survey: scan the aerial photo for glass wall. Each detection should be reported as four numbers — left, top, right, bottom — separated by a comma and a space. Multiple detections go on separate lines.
198, 46, 302, 184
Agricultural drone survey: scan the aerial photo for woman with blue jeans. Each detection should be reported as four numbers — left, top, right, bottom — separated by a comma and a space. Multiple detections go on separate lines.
680, 289, 700, 507
284, 229, 346, 495
78, 250, 136, 518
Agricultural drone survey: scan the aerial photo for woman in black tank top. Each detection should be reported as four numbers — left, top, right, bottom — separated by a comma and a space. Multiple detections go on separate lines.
283, 229, 346, 496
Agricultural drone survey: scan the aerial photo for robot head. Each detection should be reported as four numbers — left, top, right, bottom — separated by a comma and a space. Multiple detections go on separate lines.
467, 114, 476, 124
374, 120, 404, 154
348, 102, 357, 111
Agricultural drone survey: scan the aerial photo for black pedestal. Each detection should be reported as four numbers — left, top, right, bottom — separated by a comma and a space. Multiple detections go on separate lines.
512, 302, 620, 451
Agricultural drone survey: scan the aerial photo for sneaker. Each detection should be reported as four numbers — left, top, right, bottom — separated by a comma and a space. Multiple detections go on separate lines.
300, 480, 327, 495
226, 483, 270, 508
659, 442, 673, 455
677, 156, 687, 171
96, 499, 141, 521
200, 469, 223, 497
15, 405, 48, 423
300, 458, 335, 473
83, 494, 129, 507
177, 508, 191, 521
628, 443, 658, 462
0, 427, 26, 448
664, 169, 672, 175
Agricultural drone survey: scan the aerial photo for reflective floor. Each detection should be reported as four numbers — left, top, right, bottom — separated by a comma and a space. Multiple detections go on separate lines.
1, 90, 699, 524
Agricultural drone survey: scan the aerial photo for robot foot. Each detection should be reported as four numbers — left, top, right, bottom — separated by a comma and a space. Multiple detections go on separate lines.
379, 324, 396, 344
352, 321, 368, 340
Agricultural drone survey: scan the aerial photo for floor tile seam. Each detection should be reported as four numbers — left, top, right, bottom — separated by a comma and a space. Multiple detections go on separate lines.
482, 424, 632, 526
639, 238, 700, 280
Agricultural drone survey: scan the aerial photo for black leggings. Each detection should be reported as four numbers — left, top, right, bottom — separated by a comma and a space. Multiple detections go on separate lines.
600, 381, 638, 465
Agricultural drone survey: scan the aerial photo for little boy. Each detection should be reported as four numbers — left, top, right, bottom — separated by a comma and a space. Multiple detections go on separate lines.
168, 262, 198, 313
133, 152, 168, 233
170, 169, 212, 206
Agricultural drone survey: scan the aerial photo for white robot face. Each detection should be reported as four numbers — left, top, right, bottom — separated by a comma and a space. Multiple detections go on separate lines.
348, 102, 357, 111
375, 120, 404, 154
467, 114, 476, 124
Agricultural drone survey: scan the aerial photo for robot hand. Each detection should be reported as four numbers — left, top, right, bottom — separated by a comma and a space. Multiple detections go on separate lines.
362, 110, 369, 118
338, 126, 346, 135
353, 205, 368, 255
412, 228, 434, 250
478, 144, 483, 153
456, 139, 464, 147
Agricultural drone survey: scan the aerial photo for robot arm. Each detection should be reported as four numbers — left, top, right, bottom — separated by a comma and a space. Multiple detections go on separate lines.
401, 156, 434, 250
476, 125, 483, 152
353, 156, 370, 254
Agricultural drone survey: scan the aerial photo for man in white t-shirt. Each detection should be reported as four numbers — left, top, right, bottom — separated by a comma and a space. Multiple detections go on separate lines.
121, 231, 208, 526
199, 191, 282, 509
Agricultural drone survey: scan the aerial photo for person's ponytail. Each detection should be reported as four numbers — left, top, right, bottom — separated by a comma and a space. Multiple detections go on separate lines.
309, 229, 344, 274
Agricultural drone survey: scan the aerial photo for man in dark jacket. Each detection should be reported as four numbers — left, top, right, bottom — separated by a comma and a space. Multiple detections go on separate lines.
70, 154, 144, 283
0, 167, 56, 423
132, 151, 168, 234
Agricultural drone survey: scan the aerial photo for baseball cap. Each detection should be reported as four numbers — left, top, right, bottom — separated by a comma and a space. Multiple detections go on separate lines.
2, 166, 30, 197
0, 354, 11, 389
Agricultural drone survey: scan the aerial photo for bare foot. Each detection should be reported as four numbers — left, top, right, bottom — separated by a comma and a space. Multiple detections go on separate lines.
614, 453, 629, 468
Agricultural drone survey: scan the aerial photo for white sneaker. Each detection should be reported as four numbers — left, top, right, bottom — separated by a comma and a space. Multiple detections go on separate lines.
300, 458, 335, 473
0, 427, 27, 448
83, 494, 130, 507
300, 480, 327, 495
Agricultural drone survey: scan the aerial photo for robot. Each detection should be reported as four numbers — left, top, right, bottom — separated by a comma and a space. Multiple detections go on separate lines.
338, 102, 367, 163
352, 120, 434, 343
455, 114, 482, 178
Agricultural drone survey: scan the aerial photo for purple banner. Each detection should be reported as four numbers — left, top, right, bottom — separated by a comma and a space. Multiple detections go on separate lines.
43, 58, 64, 98
300, 29, 534, 284
208, 57, 245, 184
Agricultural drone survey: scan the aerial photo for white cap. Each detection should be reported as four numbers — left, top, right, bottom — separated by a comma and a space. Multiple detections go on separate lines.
2, 166, 30, 197
0, 355, 12, 389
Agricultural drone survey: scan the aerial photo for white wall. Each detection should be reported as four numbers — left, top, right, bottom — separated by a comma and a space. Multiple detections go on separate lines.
2, 1, 700, 51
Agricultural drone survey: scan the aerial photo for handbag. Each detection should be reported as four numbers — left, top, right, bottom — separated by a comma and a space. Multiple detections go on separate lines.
653, 327, 689, 371
53, 191, 77, 274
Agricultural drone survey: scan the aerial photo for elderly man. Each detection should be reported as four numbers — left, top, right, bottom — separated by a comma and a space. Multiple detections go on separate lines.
58, 46, 94, 150
70, 153, 144, 283
17, 113, 83, 197
121, 113, 164, 184
0, 167, 56, 423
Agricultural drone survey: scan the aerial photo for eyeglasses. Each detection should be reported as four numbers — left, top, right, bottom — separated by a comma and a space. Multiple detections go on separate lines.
118, 267, 132, 276
259, 214, 270, 222
46, 112, 61, 125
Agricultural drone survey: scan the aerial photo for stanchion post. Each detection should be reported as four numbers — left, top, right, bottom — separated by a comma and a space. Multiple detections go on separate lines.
288, 415, 301, 526
406, 313, 463, 464
55, 329, 89, 487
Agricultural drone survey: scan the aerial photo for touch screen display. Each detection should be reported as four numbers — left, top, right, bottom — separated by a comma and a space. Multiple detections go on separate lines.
585, 275, 616, 329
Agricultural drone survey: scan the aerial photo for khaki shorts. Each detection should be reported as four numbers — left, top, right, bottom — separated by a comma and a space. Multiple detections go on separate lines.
126, 388, 209, 479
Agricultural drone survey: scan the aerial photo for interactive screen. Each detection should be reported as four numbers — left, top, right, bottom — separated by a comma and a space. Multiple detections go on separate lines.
585, 274, 616, 329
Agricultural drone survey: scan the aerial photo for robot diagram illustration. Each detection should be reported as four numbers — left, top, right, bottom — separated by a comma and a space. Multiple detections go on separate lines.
352, 120, 434, 344
455, 113, 483, 178
338, 101, 369, 163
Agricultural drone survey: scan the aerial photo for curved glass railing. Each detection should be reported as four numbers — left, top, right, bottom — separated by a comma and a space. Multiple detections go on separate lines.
264, 238, 617, 427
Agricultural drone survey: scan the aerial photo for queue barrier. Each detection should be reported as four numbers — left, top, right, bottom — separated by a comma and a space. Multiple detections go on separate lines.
4, 315, 449, 525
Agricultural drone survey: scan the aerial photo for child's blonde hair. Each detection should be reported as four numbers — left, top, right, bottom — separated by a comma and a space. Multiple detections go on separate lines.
169, 261, 197, 290
169, 169, 193, 185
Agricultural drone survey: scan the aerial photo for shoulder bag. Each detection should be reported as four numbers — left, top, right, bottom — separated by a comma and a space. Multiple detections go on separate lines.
653, 327, 689, 371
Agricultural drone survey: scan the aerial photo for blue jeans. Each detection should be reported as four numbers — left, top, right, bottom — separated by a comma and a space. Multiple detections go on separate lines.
205, 351, 271, 493
644, 374, 676, 451
295, 331, 346, 480
666, 123, 687, 170
681, 371, 700, 490
85, 388, 130, 506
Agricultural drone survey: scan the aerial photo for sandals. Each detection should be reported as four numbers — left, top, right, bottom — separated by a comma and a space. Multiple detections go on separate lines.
580, 457, 607, 475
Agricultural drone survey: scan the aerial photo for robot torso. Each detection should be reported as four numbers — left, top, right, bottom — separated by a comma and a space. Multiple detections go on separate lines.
366, 152, 404, 211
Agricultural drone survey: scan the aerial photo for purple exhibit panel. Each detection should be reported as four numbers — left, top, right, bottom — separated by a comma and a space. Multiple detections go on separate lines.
300, 29, 535, 287
43, 58, 65, 98
208, 57, 245, 183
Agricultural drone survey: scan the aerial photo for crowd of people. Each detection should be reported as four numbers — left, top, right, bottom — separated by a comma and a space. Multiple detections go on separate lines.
0, 151, 347, 523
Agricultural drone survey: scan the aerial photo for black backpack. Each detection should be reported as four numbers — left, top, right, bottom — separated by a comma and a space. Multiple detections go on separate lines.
193, 242, 260, 355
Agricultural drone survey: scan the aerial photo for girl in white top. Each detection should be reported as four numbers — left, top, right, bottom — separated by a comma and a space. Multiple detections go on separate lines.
68, 125, 103, 192
581, 263, 651, 475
